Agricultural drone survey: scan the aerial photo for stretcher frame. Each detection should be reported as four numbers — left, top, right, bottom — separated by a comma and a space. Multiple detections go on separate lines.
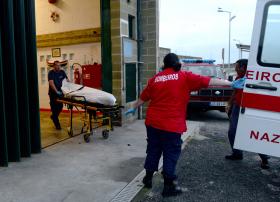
57, 96, 123, 142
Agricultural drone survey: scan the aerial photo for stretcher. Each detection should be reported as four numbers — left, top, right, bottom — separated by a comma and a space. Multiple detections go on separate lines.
61, 79, 116, 106
57, 96, 123, 142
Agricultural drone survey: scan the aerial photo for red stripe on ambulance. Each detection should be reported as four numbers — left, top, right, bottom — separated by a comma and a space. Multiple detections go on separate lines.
241, 92, 280, 112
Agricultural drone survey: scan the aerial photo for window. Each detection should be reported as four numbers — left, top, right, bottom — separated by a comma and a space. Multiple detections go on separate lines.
182, 65, 224, 79
69, 53, 74, 60
62, 53, 67, 60
125, 63, 137, 102
40, 67, 46, 85
258, 3, 280, 67
40, 55, 45, 62
128, 15, 136, 39
69, 64, 74, 82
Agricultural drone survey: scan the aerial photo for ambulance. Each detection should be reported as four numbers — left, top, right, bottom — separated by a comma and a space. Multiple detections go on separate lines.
234, 0, 280, 157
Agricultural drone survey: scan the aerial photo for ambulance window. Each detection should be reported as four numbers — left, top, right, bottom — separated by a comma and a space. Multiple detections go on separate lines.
258, 3, 280, 67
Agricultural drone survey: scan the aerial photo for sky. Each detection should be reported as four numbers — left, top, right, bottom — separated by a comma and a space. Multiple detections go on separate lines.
159, 0, 257, 64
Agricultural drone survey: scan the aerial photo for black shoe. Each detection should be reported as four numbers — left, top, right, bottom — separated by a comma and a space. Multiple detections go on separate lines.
225, 154, 243, 160
51, 115, 61, 130
261, 159, 270, 169
162, 178, 183, 197
142, 175, 152, 188
142, 170, 154, 188
56, 124, 61, 130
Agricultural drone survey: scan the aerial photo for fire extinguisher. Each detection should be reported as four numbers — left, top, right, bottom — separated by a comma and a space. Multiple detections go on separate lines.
74, 68, 81, 84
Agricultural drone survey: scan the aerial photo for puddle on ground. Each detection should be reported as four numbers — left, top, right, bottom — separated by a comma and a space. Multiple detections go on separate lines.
107, 157, 145, 183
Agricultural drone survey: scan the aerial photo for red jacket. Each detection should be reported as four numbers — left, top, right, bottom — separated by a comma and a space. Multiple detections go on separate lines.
140, 68, 210, 133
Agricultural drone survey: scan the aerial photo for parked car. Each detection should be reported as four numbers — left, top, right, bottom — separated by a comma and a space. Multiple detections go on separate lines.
181, 59, 233, 113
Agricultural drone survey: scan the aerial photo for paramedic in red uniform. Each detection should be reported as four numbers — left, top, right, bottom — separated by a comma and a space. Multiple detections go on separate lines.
128, 53, 231, 197
225, 59, 269, 169
48, 61, 68, 130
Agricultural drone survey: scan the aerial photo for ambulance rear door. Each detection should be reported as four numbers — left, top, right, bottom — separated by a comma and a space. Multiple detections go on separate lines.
234, 0, 280, 157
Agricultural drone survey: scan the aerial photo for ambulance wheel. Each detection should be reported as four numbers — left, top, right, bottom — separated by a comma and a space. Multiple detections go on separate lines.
84, 134, 90, 143
102, 130, 109, 139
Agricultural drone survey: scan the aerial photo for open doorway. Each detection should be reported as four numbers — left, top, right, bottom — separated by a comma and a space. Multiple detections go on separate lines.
35, 0, 103, 147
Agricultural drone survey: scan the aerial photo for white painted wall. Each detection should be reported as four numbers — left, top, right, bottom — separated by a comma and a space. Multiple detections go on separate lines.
35, 0, 100, 35
37, 43, 101, 109
35, 0, 101, 109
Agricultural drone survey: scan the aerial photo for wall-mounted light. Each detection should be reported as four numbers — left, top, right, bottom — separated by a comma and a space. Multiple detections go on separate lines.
50, 11, 59, 22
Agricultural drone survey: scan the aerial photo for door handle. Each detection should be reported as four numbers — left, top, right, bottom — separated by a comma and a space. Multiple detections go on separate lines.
245, 83, 277, 91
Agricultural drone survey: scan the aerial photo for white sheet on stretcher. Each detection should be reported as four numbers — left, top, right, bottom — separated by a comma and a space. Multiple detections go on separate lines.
61, 79, 116, 106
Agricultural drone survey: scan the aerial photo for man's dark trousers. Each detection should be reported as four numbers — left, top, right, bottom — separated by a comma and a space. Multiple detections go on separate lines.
49, 94, 63, 127
228, 104, 268, 160
144, 126, 183, 180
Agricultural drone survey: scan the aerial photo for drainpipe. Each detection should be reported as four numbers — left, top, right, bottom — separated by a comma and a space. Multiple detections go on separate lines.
137, 0, 143, 119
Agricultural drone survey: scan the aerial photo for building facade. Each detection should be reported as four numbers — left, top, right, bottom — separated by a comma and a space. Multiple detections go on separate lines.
0, 0, 159, 166
35, 0, 159, 121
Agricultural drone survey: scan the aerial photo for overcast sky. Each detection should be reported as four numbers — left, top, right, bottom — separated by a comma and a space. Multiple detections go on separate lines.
159, 0, 257, 64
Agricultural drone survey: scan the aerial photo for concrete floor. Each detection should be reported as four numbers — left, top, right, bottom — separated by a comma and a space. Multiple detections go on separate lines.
0, 112, 198, 202
40, 111, 86, 148
0, 118, 147, 202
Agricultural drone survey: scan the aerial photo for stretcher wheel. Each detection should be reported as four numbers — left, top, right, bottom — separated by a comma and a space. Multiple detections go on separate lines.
67, 127, 73, 137
102, 130, 109, 139
84, 134, 90, 143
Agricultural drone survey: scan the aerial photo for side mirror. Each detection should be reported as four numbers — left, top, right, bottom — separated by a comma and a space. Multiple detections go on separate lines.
228, 75, 233, 82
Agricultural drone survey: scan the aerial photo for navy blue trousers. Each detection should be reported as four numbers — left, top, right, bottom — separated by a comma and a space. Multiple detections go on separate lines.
228, 104, 268, 160
49, 94, 63, 125
144, 126, 183, 180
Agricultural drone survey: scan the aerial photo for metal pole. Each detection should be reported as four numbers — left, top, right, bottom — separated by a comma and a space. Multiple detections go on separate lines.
218, 8, 235, 70
228, 12, 231, 69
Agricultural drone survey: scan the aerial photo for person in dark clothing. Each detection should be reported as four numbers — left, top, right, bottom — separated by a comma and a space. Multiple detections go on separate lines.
48, 61, 68, 130
225, 59, 269, 169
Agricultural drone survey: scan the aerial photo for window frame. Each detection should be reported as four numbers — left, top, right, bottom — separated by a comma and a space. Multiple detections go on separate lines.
257, 1, 280, 68
128, 14, 136, 39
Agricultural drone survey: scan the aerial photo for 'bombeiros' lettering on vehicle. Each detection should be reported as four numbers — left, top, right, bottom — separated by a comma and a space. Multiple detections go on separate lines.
250, 130, 280, 144
246, 70, 280, 82
155, 74, 179, 83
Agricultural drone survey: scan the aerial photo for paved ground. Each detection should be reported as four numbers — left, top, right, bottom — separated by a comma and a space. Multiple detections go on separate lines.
136, 111, 280, 202
0, 120, 147, 202
0, 118, 199, 202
